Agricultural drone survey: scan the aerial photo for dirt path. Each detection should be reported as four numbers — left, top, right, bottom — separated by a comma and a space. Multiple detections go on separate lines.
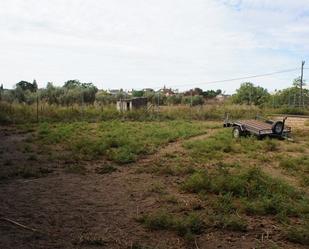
0, 128, 218, 249
138, 131, 214, 166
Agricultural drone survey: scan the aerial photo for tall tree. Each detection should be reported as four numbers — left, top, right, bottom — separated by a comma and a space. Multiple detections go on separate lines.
33, 79, 38, 92
63, 80, 81, 89
132, 90, 144, 97
233, 82, 270, 106
0, 84, 3, 101
16, 80, 37, 92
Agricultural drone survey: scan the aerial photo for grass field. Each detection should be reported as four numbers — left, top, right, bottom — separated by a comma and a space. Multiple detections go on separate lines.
35, 121, 209, 163
1, 112, 309, 248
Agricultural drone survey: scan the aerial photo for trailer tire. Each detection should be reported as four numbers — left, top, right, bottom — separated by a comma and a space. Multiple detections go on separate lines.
272, 121, 284, 135
232, 126, 242, 138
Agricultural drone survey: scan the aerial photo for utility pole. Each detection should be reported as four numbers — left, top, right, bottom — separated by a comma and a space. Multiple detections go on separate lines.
300, 60, 305, 108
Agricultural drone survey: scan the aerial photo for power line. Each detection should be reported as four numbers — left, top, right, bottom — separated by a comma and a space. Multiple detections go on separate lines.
153, 68, 303, 90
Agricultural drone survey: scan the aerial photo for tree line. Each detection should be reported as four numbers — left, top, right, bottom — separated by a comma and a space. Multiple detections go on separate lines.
0, 78, 308, 107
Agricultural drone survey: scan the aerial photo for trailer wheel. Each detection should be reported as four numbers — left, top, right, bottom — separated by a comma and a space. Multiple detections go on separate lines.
232, 126, 242, 138
272, 121, 284, 135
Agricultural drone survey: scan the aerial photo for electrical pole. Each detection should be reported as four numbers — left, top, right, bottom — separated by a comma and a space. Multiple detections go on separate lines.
300, 60, 305, 108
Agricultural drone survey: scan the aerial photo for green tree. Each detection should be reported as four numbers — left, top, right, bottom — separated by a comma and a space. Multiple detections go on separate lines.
132, 90, 144, 97
203, 89, 222, 98
292, 77, 306, 88
13, 86, 26, 103
182, 95, 204, 106
0, 84, 3, 101
1, 89, 14, 103
81, 83, 98, 104
16, 80, 37, 92
270, 77, 309, 107
41, 82, 65, 105
63, 80, 81, 89
32, 79, 38, 92
166, 95, 182, 105
95, 90, 115, 105
232, 82, 270, 106
193, 88, 203, 96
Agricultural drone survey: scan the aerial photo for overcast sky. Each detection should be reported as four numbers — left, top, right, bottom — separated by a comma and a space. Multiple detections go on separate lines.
1, 0, 308, 93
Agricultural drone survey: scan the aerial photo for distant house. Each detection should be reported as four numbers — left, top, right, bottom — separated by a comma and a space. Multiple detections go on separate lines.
215, 94, 230, 102
143, 88, 154, 92
116, 97, 148, 111
161, 86, 175, 97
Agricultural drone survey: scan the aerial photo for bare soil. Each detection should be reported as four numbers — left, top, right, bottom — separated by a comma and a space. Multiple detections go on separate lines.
0, 125, 307, 249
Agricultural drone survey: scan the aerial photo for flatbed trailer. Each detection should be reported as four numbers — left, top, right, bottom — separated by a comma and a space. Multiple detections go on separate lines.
224, 115, 291, 139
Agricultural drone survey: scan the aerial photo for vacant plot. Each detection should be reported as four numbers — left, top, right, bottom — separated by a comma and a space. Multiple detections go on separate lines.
0, 119, 309, 249
35, 120, 210, 163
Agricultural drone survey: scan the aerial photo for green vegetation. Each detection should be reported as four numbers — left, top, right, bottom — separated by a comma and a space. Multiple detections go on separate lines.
0, 101, 264, 124
232, 82, 270, 106
183, 167, 309, 218
279, 156, 309, 186
210, 214, 247, 232
279, 156, 309, 174
138, 152, 196, 176
183, 129, 280, 162
36, 121, 208, 163
183, 129, 236, 161
286, 223, 309, 245
138, 211, 205, 238
1, 90, 309, 247
148, 182, 166, 194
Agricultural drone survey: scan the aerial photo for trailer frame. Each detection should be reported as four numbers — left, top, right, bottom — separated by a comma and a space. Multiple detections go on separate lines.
224, 114, 291, 139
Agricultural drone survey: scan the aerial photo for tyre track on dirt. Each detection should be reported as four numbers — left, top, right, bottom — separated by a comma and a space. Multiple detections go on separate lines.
137, 129, 219, 167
